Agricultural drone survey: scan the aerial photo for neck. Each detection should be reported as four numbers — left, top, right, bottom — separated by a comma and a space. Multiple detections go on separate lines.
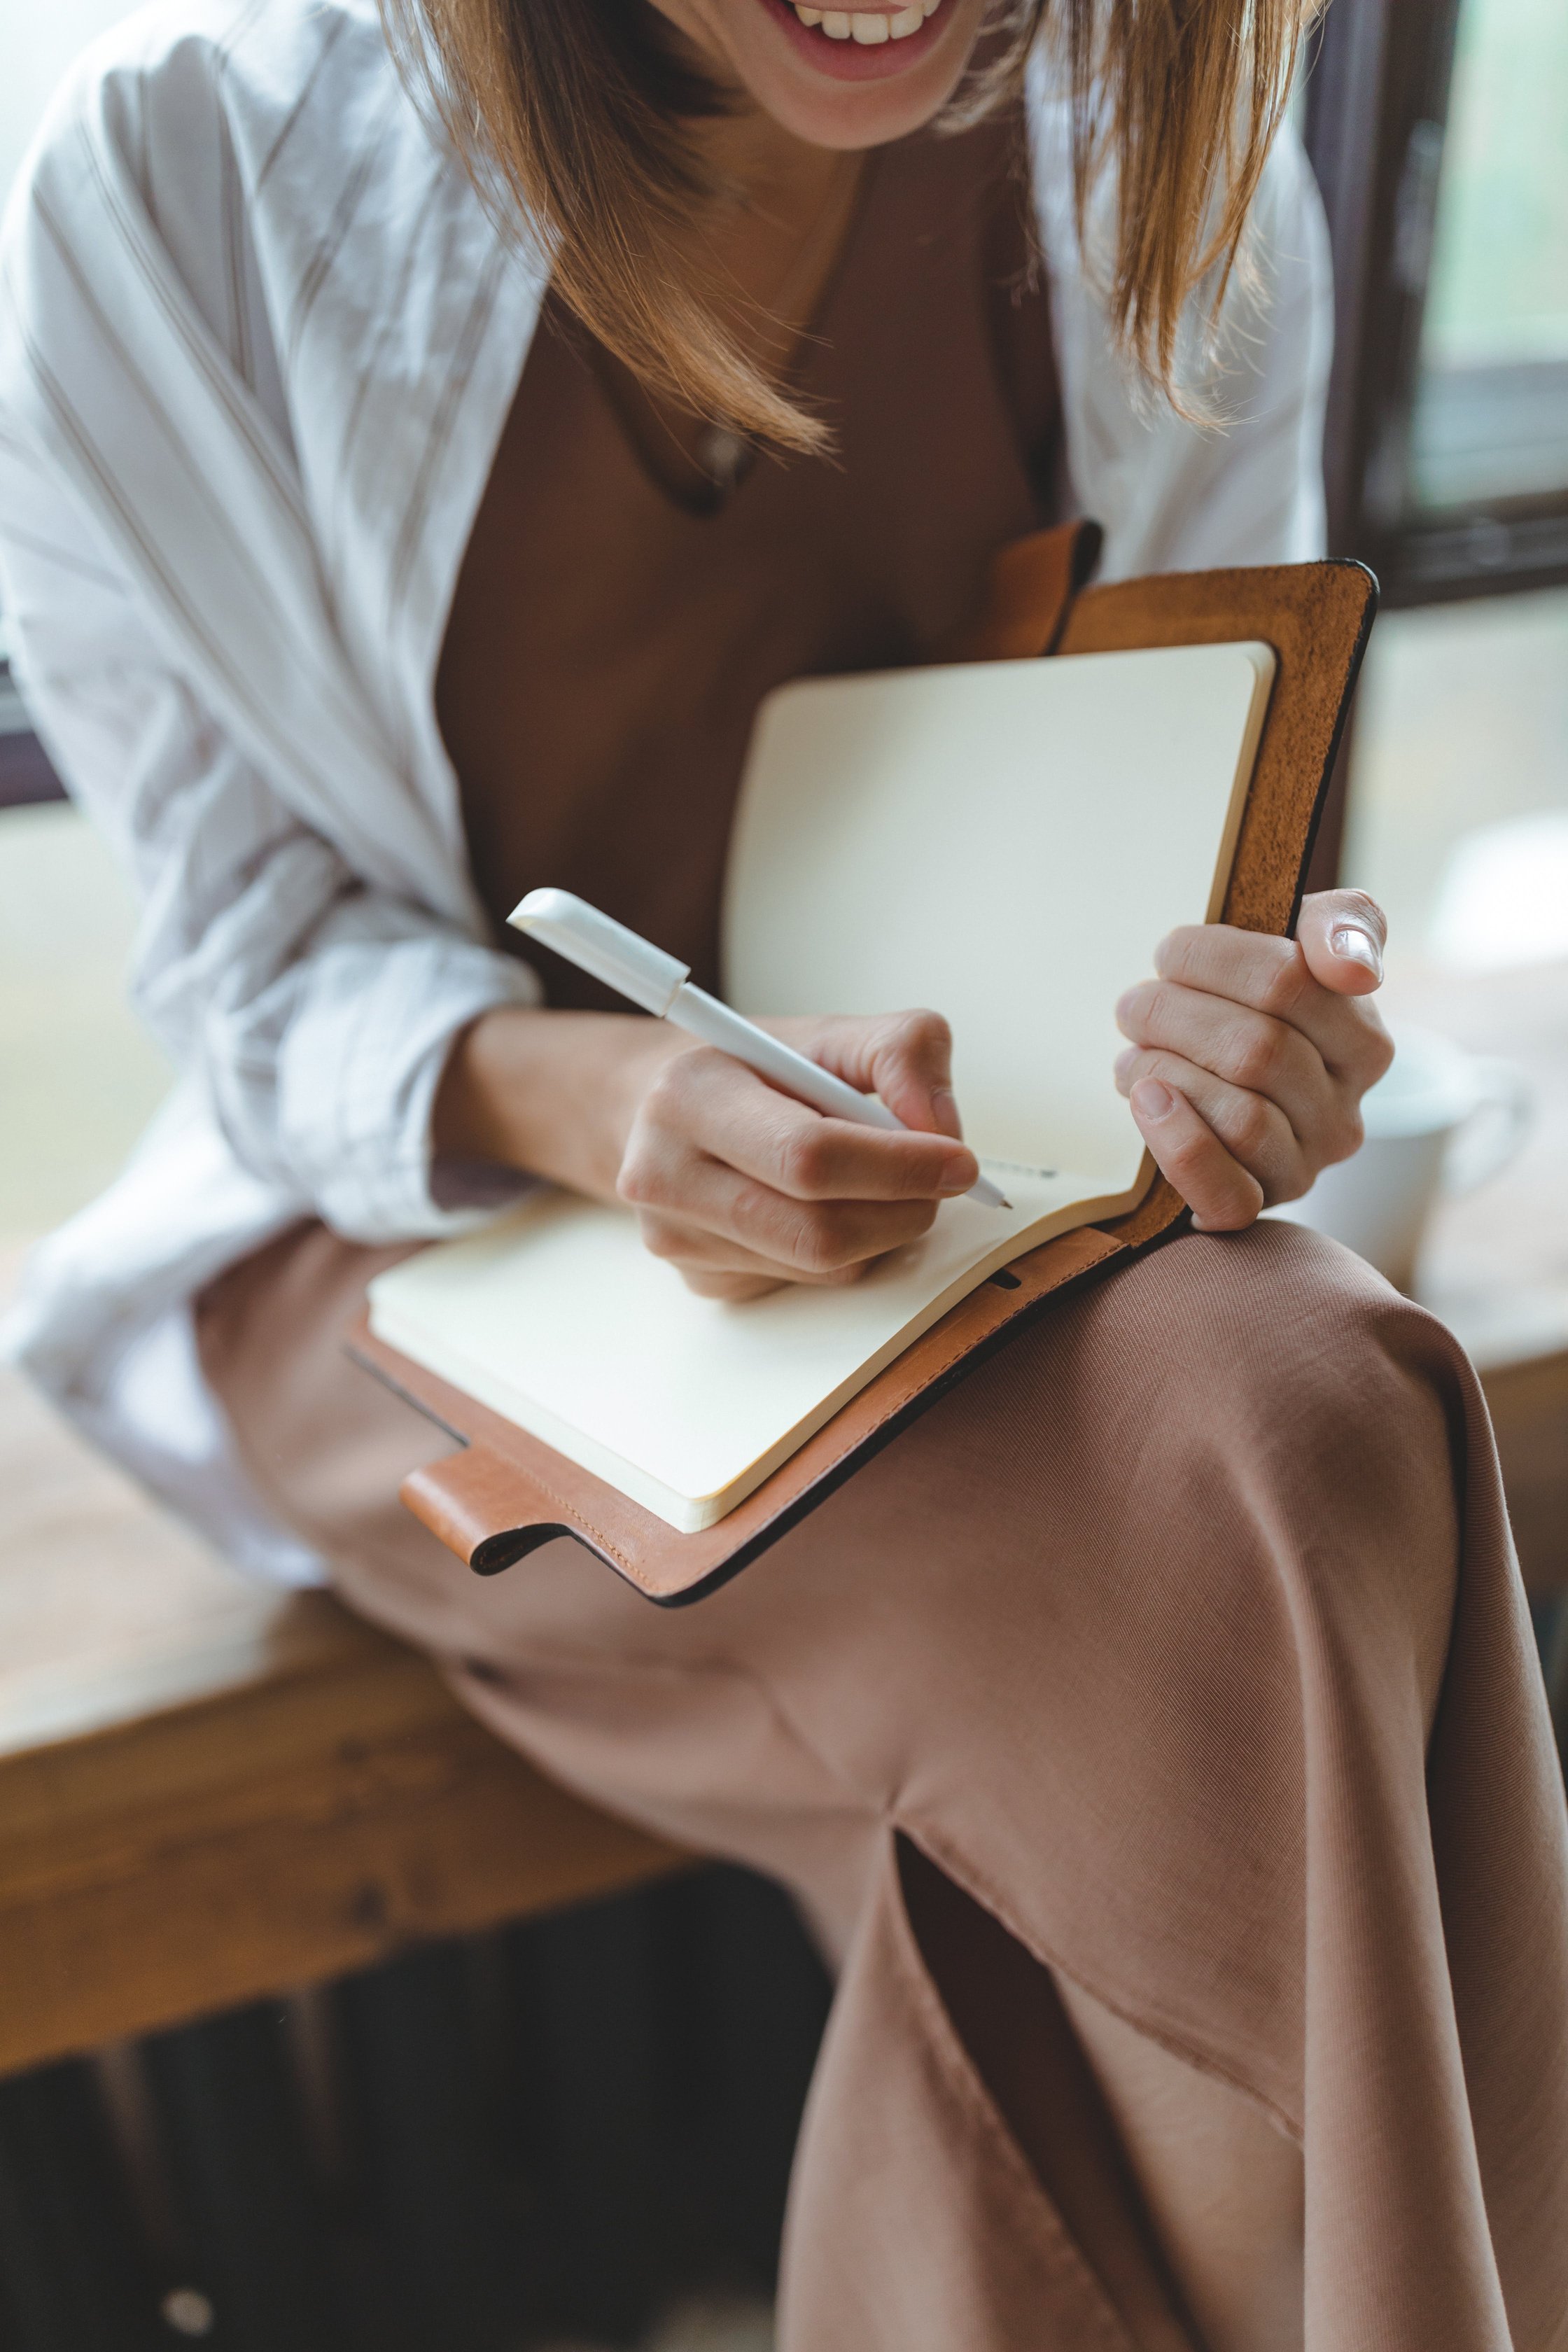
698, 97, 857, 239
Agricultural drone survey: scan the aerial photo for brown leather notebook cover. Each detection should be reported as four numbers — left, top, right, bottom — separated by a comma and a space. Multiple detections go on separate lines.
349, 527, 1377, 1604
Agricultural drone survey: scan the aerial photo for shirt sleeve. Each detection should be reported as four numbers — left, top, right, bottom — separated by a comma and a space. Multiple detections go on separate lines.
0, 426, 539, 1244
1039, 108, 1334, 578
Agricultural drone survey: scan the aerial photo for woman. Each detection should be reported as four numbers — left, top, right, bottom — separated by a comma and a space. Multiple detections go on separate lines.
1, 0, 1564, 2344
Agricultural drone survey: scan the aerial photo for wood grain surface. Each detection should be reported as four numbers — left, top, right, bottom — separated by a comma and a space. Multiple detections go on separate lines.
0, 1312, 686, 2077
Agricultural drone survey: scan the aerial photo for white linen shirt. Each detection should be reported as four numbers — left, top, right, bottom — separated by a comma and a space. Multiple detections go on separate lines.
0, 0, 1332, 1579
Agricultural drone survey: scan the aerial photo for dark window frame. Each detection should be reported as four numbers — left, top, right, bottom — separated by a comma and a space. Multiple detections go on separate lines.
1301, 0, 1568, 608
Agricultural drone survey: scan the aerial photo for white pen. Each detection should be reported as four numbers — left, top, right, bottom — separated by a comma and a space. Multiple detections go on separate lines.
508, 888, 1011, 1211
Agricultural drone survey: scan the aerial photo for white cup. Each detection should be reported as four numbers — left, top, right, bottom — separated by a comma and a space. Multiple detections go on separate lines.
1270, 1023, 1532, 1293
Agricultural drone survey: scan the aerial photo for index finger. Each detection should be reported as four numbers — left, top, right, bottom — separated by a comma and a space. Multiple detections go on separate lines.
1150, 924, 1388, 1074
677, 1051, 979, 1203
766, 1009, 965, 1142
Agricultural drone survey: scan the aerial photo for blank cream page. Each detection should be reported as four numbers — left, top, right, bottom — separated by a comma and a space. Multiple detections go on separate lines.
722, 642, 1275, 1189
368, 1167, 1102, 1532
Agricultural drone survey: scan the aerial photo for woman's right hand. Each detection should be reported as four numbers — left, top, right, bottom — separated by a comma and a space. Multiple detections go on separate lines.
435, 1004, 980, 1301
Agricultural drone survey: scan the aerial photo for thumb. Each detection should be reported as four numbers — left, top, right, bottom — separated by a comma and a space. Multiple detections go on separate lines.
1296, 888, 1387, 996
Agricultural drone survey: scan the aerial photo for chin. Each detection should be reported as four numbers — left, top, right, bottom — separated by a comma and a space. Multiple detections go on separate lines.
711, 0, 990, 147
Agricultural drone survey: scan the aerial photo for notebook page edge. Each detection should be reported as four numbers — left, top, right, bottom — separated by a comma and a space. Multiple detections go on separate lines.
367, 1170, 1144, 1532
366, 1296, 712, 1532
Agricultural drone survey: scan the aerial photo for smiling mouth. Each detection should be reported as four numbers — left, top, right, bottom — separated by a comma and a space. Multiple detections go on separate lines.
788, 0, 944, 38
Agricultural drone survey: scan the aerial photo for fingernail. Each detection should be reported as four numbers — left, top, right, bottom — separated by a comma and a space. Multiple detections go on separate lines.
1130, 1077, 1177, 1121
931, 1086, 960, 1134
1114, 1046, 1140, 1088
1331, 925, 1382, 981
937, 1153, 976, 1194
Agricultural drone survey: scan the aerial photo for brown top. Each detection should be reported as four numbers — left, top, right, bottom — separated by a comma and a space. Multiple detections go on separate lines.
435, 107, 1059, 1009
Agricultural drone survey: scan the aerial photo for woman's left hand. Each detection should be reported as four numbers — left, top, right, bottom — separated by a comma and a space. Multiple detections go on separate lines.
1113, 888, 1396, 1232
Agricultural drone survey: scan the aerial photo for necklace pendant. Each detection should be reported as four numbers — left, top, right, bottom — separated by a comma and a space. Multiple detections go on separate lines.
696, 425, 753, 493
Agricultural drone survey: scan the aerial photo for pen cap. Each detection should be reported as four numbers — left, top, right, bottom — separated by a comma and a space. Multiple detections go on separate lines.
508, 888, 691, 1017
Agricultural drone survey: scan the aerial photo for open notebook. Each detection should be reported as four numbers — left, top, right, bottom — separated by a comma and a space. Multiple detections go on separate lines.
369, 639, 1275, 1531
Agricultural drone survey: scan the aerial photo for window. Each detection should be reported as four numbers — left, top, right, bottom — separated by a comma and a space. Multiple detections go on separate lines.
1410, 0, 1568, 525
1, 6, 139, 813
1304, 0, 1568, 606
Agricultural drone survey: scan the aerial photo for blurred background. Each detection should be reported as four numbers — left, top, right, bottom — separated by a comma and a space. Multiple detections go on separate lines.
5, 0, 1566, 1263
0, 0, 1564, 2346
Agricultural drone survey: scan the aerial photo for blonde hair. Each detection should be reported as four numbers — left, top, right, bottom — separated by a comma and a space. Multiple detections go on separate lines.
385, 0, 1314, 449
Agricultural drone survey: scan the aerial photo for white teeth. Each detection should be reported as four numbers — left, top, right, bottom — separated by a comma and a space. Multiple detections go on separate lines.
792, 0, 939, 34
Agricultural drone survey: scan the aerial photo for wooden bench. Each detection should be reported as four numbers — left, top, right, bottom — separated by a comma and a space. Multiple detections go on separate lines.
0, 1322, 687, 2080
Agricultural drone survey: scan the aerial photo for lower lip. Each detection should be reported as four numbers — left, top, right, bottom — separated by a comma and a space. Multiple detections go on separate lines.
757, 0, 951, 80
